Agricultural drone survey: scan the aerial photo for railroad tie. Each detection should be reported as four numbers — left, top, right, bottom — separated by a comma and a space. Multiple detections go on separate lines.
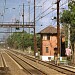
0, 52, 9, 73
0, 53, 4, 69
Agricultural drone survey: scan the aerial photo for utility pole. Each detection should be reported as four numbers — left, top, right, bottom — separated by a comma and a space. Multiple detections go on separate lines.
23, 3, 24, 32
57, 0, 60, 63
34, 0, 38, 57
22, 3, 24, 51
28, 0, 30, 34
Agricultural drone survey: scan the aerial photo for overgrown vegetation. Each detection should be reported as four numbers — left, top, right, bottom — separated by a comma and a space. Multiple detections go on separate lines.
7, 32, 41, 51
60, 1, 75, 46
60, 1, 75, 61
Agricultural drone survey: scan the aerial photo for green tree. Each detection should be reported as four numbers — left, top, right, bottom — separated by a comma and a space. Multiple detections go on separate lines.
60, 1, 75, 43
60, 1, 75, 62
6, 32, 40, 51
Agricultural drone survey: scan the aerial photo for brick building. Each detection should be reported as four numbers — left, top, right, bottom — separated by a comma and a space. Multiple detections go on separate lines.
38, 25, 65, 61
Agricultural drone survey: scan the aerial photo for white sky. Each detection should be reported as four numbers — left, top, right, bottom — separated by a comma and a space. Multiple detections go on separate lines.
0, 0, 68, 41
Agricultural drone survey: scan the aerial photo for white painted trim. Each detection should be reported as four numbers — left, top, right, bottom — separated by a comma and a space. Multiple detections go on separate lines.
41, 56, 54, 61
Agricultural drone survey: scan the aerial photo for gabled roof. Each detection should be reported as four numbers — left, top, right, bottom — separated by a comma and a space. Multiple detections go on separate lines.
39, 25, 57, 34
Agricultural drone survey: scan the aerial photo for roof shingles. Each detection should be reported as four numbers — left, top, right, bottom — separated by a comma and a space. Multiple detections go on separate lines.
39, 26, 57, 34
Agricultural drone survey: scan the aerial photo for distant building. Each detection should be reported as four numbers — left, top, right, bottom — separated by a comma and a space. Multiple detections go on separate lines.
38, 25, 65, 61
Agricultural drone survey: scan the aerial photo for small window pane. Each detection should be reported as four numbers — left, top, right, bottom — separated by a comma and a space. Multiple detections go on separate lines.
43, 35, 47, 40
46, 47, 48, 53
47, 35, 50, 40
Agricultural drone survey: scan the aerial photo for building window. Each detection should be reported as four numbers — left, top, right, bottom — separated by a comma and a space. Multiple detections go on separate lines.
46, 47, 48, 53
43, 35, 47, 40
47, 35, 50, 40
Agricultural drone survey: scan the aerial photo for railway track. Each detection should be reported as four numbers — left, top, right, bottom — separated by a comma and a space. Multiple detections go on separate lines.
9, 50, 75, 75
64, 65, 75, 69
62, 65, 75, 72
5, 50, 48, 75
0, 51, 9, 74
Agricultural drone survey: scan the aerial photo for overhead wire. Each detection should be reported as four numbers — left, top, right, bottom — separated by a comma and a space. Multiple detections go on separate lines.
30, 0, 43, 17
35, 0, 57, 19
35, 4, 53, 20
35, 0, 55, 27
34, 1, 59, 22
43, 0, 49, 4
35, 0, 68, 22
30, 0, 49, 21
31, 0, 54, 22
30, 0, 43, 22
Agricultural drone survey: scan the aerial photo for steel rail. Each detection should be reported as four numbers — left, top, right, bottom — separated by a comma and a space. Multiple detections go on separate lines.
0, 52, 9, 74
5, 50, 48, 75
11, 50, 75, 75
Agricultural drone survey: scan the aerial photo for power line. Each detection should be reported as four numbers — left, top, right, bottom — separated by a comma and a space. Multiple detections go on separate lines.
29, 0, 43, 18
35, 3, 53, 20
43, 0, 49, 4
31, 0, 55, 22
29, 0, 42, 15
30, 0, 49, 21
35, 0, 56, 20
35, 0, 68, 22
